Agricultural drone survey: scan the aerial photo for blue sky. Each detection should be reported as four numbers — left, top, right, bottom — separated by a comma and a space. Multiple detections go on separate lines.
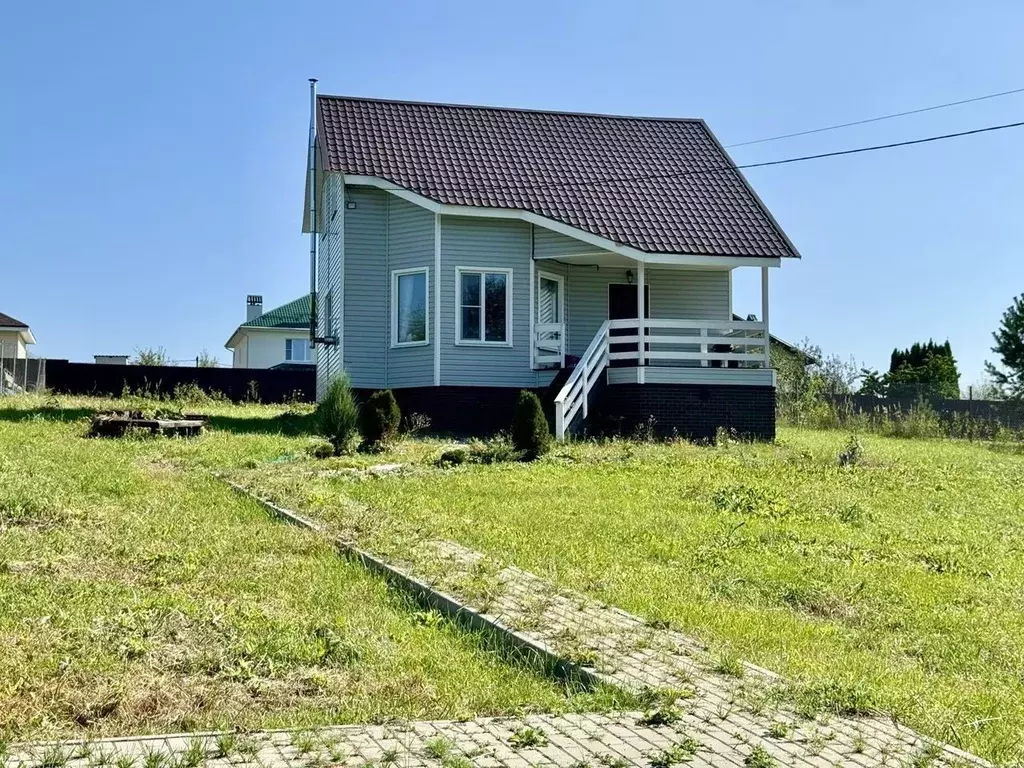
1, 1, 1021, 386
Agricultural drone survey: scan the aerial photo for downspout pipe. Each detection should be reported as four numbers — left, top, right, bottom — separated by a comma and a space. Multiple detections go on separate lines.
307, 78, 318, 348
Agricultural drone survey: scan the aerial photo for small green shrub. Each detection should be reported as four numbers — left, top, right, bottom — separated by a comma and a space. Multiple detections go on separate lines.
511, 390, 551, 459
359, 390, 401, 451
317, 376, 359, 455
436, 448, 469, 467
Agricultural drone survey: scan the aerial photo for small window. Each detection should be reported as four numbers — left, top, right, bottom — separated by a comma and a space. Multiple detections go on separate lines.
285, 338, 312, 362
457, 268, 512, 345
392, 268, 429, 346
324, 290, 335, 338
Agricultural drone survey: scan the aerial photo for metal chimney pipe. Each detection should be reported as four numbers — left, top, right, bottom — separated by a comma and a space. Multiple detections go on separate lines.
307, 77, 319, 348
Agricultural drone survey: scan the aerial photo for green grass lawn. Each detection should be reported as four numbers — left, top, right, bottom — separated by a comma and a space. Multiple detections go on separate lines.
232, 427, 1024, 765
0, 398, 625, 740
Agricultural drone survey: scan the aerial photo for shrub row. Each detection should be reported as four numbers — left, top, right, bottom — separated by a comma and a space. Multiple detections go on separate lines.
315, 377, 552, 459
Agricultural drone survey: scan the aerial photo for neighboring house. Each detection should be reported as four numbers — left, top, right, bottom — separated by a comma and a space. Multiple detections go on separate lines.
224, 295, 314, 369
94, 355, 129, 365
303, 95, 800, 439
0, 311, 35, 360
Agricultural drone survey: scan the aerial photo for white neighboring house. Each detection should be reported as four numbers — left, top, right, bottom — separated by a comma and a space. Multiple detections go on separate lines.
224, 295, 314, 369
0, 311, 35, 360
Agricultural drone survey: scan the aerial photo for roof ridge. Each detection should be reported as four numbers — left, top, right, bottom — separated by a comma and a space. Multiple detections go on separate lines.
317, 94, 704, 124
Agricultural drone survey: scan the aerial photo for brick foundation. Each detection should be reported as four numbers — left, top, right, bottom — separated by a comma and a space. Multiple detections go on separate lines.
589, 383, 776, 441
353, 386, 539, 437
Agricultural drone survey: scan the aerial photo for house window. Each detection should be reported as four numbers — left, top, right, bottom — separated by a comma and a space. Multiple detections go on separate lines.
457, 268, 512, 345
285, 338, 312, 362
391, 268, 429, 346
324, 290, 335, 337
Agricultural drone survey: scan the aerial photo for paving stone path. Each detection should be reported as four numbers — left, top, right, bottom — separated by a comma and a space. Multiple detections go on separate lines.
4, 488, 991, 768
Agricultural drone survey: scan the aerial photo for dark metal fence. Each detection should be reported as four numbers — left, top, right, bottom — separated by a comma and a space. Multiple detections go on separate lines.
42, 360, 315, 403
825, 393, 1024, 431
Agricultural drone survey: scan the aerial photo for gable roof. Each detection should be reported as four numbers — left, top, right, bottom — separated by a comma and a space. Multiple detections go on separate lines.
225, 295, 311, 350
242, 295, 312, 330
316, 96, 799, 259
0, 312, 28, 329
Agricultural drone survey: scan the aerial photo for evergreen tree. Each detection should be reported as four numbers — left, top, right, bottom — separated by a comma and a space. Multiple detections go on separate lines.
885, 339, 960, 398
985, 294, 1024, 399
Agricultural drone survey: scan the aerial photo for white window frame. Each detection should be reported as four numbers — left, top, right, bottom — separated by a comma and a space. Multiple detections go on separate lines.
536, 270, 565, 324
455, 266, 513, 347
391, 267, 430, 348
285, 338, 312, 362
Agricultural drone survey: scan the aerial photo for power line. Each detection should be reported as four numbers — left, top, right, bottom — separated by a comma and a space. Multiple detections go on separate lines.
355, 117, 1024, 199
725, 86, 1024, 148
453, 118, 1024, 194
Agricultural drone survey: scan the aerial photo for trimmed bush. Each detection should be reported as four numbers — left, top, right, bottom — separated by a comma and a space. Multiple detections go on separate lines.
511, 390, 551, 459
359, 389, 401, 451
316, 376, 359, 455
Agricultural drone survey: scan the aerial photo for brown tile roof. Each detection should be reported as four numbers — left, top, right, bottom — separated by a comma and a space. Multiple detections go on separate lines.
317, 96, 799, 259
0, 312, 28, 328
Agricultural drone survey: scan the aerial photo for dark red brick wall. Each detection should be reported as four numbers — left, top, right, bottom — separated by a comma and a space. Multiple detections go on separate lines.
589, 383, 776, 441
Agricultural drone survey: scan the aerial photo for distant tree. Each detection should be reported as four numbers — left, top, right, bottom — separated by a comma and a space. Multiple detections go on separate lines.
134, 346, 169, 366
985, 294, 1024, 400
885, 340, 960, 399
858, 368, 886, 398
196, 349, 219, 368
773, 338, 860, 420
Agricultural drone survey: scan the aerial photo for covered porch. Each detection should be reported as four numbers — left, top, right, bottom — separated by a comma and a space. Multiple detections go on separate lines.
526, 247, 776, 439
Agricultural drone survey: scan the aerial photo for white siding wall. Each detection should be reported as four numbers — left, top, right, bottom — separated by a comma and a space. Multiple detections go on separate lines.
232, 331, 312, 369
0, 332, 27, 360
232, 338, 247, 368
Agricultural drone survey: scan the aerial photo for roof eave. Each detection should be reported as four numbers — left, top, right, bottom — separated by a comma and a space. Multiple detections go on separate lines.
697, 119, 802, 260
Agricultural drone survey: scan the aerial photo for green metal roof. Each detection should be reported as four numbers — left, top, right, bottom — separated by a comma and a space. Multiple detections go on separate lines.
242, 295, 311, 329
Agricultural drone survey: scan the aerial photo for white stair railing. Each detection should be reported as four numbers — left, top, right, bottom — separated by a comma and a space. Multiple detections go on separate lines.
554, 320, 610, 439
533, 322, 565, 367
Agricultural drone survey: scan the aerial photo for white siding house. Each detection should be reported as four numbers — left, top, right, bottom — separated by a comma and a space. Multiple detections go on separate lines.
225, 295, 314, 370
0, 312, 35, 361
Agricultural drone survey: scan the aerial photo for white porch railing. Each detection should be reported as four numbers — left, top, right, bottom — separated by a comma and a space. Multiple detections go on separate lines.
534, 322, 565, 367
553, 318, 768, 439
553, 320, 610, 439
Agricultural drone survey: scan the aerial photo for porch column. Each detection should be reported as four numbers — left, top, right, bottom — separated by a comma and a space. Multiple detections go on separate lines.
636, 261, 645, 366
761, 266, 771, 367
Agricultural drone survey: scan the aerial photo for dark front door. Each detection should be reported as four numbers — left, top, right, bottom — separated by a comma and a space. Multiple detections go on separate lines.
608, 283, 649, 365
